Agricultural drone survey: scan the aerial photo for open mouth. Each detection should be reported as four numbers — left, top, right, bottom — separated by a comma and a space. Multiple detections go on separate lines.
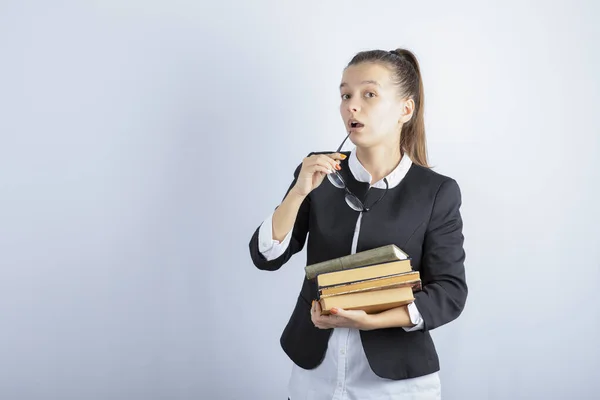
349, 120, 364, 129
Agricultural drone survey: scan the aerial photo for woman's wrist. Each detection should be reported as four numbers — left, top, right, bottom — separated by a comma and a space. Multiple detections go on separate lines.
289, 184, 308, 201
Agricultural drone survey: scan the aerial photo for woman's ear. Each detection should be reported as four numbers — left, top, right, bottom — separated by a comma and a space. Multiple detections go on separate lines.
399, 98, 415, 124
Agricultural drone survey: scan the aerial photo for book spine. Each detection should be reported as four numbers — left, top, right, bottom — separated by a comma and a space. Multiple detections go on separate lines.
319, 280, 422, 298
305, 259, 343, 279
305, 248, 397, 279
319, 270, 418, 290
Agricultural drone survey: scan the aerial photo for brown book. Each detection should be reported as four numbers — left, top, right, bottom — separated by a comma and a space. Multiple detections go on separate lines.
319, 271, 421, 298
316, 259, 412, 288
319, 286, 414, 315
304, 244, 410, 280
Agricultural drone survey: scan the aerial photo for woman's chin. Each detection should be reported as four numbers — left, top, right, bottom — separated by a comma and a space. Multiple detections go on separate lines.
349, 130, 398, 150
349, 134, 376, 148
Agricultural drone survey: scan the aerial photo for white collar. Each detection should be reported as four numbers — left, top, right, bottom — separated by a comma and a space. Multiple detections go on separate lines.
348, 148, 413, 189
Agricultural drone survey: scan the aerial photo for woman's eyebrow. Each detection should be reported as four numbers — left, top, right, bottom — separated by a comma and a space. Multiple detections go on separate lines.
339, 80, 381, 89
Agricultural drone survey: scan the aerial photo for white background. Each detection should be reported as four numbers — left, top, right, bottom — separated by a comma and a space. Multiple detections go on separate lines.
1, 1, 599, 399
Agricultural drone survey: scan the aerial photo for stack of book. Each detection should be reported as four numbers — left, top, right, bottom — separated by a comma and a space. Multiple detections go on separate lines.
304, 245, 421, 315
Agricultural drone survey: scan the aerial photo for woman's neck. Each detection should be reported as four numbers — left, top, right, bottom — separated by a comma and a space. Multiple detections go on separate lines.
355, 145, 402, 185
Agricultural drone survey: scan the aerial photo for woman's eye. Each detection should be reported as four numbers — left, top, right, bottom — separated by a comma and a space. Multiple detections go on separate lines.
341, 94, 350, 100
365, 92, 376, 98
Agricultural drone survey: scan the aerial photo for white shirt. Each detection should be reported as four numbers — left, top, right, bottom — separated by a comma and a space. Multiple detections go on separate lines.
258, 149, 442, 400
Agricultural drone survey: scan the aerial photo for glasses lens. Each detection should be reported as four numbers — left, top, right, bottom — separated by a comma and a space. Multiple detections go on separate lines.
345, 193, 364, 212
327, 171, 345, 188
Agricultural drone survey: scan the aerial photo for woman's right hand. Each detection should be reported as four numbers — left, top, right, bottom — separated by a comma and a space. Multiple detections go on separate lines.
291, 153, 347, 198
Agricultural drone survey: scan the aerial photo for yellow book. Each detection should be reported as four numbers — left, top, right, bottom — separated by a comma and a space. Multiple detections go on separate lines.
319, 286, 414, 315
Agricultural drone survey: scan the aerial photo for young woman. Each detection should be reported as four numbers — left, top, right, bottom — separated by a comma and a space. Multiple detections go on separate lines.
249, 48, 468, 400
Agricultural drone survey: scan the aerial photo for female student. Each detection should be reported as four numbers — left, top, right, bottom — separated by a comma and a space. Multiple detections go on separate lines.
249, 48, 468, 400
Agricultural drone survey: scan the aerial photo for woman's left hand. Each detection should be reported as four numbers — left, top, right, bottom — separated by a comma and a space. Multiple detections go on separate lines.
311, 300, 374, 331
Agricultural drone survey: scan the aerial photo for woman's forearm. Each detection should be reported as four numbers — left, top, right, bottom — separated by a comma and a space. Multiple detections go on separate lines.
367, 305, 414, 330
271, 189, 306, 242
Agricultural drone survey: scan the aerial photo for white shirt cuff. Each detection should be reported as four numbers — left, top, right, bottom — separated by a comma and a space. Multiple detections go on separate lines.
258, 212, 293, 261
403, 302, 425, 331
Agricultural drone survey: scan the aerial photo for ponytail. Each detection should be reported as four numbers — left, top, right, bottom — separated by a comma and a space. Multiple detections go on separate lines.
394, 49, 428, 167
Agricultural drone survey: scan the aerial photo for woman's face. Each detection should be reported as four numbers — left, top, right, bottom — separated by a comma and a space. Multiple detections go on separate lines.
339, 62, 412, 149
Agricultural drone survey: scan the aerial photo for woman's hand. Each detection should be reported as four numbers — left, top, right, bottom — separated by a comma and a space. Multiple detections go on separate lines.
311, 300, 374, 331
291, 153, 346, 197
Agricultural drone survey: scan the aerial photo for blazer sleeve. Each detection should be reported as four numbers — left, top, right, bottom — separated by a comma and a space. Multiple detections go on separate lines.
414, 178, 468, 331
248, 162, 310, 271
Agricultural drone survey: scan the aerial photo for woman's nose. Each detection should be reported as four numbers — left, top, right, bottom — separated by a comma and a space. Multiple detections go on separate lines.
347, 102, 360, 113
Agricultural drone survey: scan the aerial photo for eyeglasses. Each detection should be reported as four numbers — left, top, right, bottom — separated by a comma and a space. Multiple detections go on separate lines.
327, 132, 389, 212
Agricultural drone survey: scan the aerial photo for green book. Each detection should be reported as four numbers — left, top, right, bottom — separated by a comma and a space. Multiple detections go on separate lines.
304, 244, 410, 280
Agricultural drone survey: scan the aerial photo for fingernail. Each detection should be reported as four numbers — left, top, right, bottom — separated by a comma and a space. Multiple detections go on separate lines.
331, 308, 338, 314
339, 154, 347, 159
335, 164, 341, 171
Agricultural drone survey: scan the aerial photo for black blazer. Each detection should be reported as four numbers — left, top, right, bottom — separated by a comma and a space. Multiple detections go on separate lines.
249, 151, 468, 380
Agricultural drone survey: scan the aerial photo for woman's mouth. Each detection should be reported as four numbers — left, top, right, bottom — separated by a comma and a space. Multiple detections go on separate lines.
349, 119, 365, 130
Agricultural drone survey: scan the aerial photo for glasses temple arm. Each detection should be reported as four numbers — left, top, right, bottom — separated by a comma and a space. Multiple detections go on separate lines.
336, 131, 352, 153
